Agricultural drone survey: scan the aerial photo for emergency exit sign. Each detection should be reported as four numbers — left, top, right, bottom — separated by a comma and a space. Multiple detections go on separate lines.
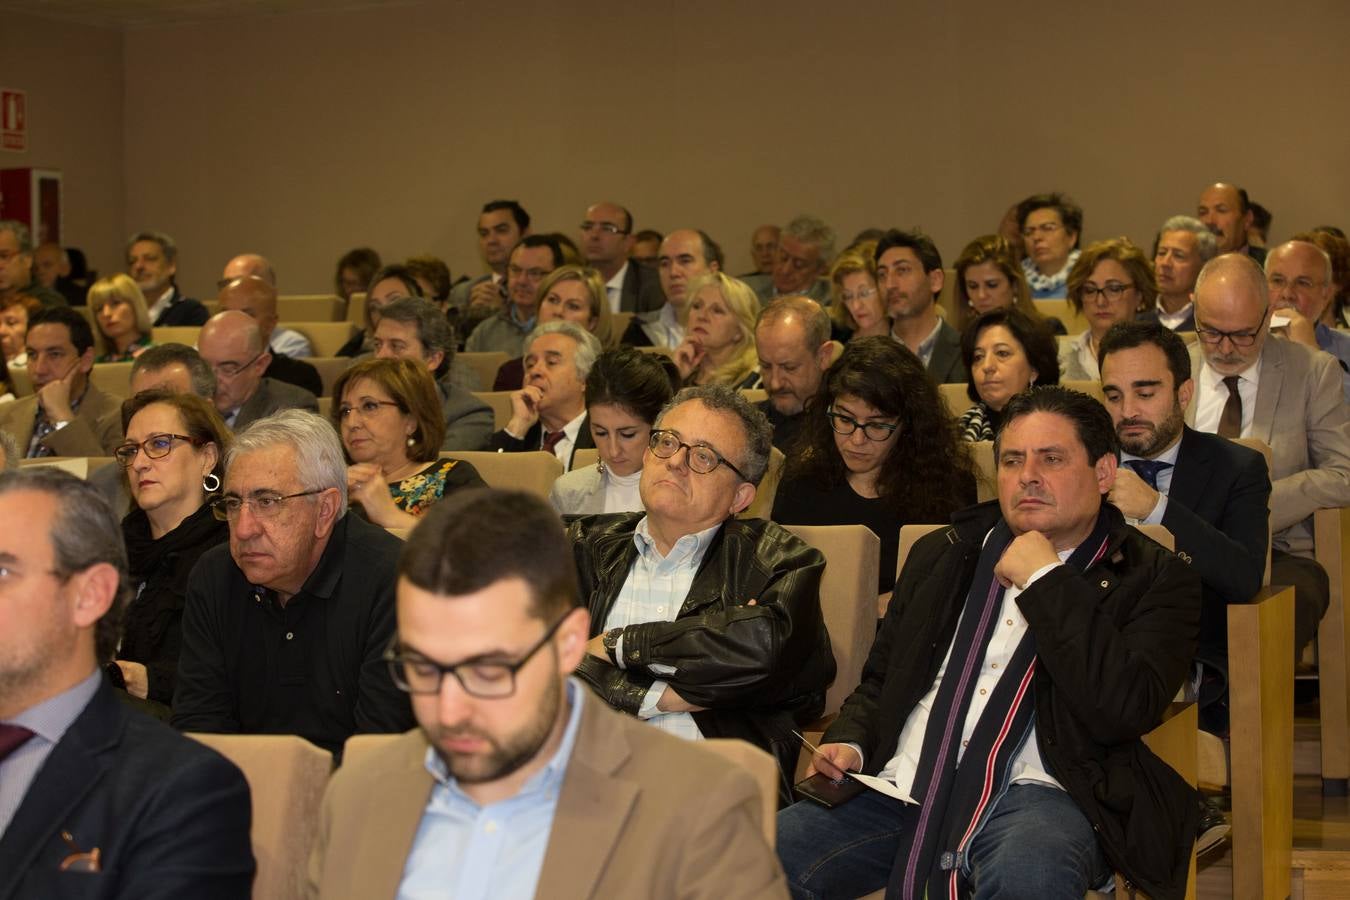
2, 90, 27, 152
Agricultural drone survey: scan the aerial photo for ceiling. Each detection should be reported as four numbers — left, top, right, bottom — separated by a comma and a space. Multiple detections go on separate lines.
1, 0, 427, 29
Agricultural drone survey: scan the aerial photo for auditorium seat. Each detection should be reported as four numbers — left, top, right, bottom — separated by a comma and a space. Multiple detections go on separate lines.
277, 295, 344, 322
457, 351, 510, 390
282, 322, 357, 357
703, 739, 781, 848
742, 446, 784, 520
443, 449, 562, 500
303, 356, 353, 397
90, 361, 133, 398
152, 325, 200, 346
1035, 299, 1089, 334
345, 292, 367, 326
473, 391, 513, 430
18, 456, 117, 479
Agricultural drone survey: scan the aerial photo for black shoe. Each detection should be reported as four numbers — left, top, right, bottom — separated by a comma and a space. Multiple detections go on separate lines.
1196, 796, 1230, 857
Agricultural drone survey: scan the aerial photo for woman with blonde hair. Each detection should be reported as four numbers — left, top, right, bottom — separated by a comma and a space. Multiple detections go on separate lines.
89, 274, 155, 362
672, 272, 762, 388
830, 242, 889, 340
492, 264, 616, 389
1059, 237, 1157, 380
953, 234, 1064, 334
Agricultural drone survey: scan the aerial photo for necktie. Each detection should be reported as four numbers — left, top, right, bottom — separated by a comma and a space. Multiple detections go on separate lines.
1124, 459, 1173, 490
541, 429, 565, 456
1218, 375, 1243, 438
0, 723, 36, 762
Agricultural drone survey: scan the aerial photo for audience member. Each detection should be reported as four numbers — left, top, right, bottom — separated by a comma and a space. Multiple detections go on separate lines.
1295, 228, 1350, 328
1145, 215, 1217, 332
754, 295, 834, 451
745, 215, 834, 304
0, 293, 41, 367
493, 265, 616, 390
747, 224, 781, 277
1059, 237, 1155, 380
465, 235, 563, 355
0, 306, 122, 457
997, 202, 1028, 262
219, 252, 274, 288
567, 386, 836, 785
623, 228, 723, 348
0, 220, 66, 308
673, 272, 762, 389
331, 358, 486, 529
1248, 201, 1272, 250
777, 386, 1200, 900
491, 322, 600, 472
197, 311, 318, 431
829, 242, 888, 341
549, 347, 678, 515
0, 467, 255, 895
958, 308, 1062, 441
372, 297, 493, 451
404, 254, 452, 310
1265, 240, 1350, 399
110, 390, 231, 710
580, 201, 664, 314
32, 241, 84, 305
338, 264, 424, 358
1197, 182, 1266, 263
773, 337, 978, 595
334, 246, 382, 304
1189, 254, 1350, 652
127, 230, 208, 326
217, 275, 322, 395
309, 488, 787, 899
88, 274, 155, 362
172, 409, 415, 754
953, 233, 1063, 334
448, 199, 530, 312
1016, 193, 1083, 299
877, 228, 968, 383
130, 342, 216, 398
630, 228, 663, 266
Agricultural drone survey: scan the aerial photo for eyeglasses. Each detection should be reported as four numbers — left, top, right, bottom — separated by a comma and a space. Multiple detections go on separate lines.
1267, 274, 1325, 293
647, 429, 748, 480
1079, 282, 1135, 303
579, 221, 629, 236
385, 611, 572, 698
827, 408, 899, 441
1020, 222, 1064, 238
337, 398, 401, 420
840, 286, 877, 303
1195, 306, 1268, 348
113, 432, 201, 467
211, 350, 266, 378
210, 489, 325, 521
508, 264, 551, 281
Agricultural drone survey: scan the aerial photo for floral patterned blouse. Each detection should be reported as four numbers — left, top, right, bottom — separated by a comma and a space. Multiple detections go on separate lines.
389, 458, 486, 516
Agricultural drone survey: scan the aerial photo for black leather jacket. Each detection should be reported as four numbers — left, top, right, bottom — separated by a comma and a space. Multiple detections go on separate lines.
567, 513, 836, 786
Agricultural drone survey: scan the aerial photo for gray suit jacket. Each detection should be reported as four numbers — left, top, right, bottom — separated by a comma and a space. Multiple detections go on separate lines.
447, 273, 494, 311
927, 317, 969, 384
0, 383, 123, 457
744, 274, 832, 306
232, 377, 319, 432
1186, 337, 1350, 556
438, 378, 493, 451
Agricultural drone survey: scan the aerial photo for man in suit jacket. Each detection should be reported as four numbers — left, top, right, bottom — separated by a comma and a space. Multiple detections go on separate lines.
621, 229, 723, 349
1185, 253, 1350, 651
579, 202, 664, 314
1137, 216, 1216, 333
491, 322, 601, 472
127, 230, 210, 326
447, 200, 530, 313
0, 467, 254, 899
876, 228, 968, 383
198, 310, 318, 431
307, 488, 785, 900
740, 215, 835, 308
0, 306, 122, 457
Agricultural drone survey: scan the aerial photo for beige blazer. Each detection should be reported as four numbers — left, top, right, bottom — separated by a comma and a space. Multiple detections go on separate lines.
308, 692, 787, 900
0, 383, 123, 457
1187, 337, 1350, 555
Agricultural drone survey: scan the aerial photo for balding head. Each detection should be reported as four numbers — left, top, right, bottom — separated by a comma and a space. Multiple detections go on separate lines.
198, 310, 269, 414
1194, 253, 1271, 377
1265, 240, 1335, 323
222, 253, 276, 286
217, 275, 279, 344
1197, 183, 1252, 254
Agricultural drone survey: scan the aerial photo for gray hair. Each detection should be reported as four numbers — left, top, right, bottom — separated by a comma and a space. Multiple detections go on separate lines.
130, 342, 217, 399
126, 229, 178, 264
1158, 215, 1219, 263
0, 467, 130, 663
525, 320, 603, 381
757, 295, 831, 349
226, 409, 349, 510
655, 385, 773, 485
375, 296, 455, 367
0, 220, 32, 253
782, 215, 836, 266
0, 428, 20, 470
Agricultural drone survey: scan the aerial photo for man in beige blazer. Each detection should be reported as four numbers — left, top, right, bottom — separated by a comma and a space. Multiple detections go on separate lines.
1185, 253, 1350, 650
308, 488, 786, 900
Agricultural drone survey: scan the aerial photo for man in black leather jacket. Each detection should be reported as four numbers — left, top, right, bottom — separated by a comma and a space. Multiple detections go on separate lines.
567, 386, 835, 795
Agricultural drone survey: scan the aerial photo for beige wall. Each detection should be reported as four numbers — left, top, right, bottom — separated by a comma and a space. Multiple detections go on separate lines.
1, 12, 125, 285
65, 0, 1350, 297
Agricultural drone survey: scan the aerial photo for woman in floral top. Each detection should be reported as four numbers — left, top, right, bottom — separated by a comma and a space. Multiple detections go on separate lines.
331, 357, 485, 528
90, 274, 156, 363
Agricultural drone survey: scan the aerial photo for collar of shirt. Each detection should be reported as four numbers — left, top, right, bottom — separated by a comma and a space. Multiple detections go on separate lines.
146, 284, 177, 322
1121, 436, 1182, 494
658, 303, 684, 340
605, 263, 628, 296
1155, 298, 1194, 330
506, 305, 535, 331
632, 515, 721, 568
253, 513, 349, 602
915, 317, 944, 365
1200, 352, 1262, 393
6, 667, 102, 744
551, 410, 587, 447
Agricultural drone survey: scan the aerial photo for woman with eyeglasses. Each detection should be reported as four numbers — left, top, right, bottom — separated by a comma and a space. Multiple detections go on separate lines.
110, 389, 230, 711
957, 309, 1062, 441
331, 357, 485, 529
1059, 237, 1157, 381
1015, 193, 1084, 299
829, 242, 890, 341
771, 337, 977, 597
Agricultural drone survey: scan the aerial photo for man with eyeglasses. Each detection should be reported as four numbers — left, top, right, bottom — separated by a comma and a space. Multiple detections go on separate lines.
308, 488, 787, 898
579, 201, 664, 315
465, 235, 564, 356
1187, 253, 1350, 654
1265, 240, 1350, 401
744, 216, 835, 306
566, 386, 835, 791
216, 274, 322, 396
172, 409, 413, 756
196, 311, 317, 431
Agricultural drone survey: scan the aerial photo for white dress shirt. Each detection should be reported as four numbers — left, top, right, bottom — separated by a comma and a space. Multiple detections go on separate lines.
270, 326, 313, 359
1192, 356, 1261, 437
1155, 298, 1194, 332
146, 285, 176, 323
548, 411, 586, 472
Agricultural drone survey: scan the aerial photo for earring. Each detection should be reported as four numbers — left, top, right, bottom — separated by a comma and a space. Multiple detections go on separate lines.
202, 473, 221, 493
406, 436, 415, 447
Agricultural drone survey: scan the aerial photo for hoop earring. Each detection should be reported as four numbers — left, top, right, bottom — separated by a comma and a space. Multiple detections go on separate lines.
202, 473, 221, 493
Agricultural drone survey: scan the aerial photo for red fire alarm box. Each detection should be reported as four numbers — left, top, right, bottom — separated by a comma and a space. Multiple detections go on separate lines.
0, 167, 62, 244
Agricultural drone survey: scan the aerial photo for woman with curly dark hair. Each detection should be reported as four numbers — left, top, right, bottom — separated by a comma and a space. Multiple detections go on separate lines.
771, 336, 978, 596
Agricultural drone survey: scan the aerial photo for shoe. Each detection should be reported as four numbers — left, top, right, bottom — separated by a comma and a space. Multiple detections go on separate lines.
1196, 796, 1230, 857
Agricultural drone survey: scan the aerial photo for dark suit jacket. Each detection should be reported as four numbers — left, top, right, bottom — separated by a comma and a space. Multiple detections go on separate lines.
0, 679, 254, 900
153, 286, 210, 327
490, 416, 595, 470
927, 317, 968, 384
1137, 307, 1196, 332
232, 377, 319, 431
264, 353, 323, 397
619, 261, 666, 314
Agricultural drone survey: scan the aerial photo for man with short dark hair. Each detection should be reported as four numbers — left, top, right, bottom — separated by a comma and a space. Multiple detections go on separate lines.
465, 235, 563, 355
1197, 183, 1266, 264
876, 228, 967, 383
0, 306, 121, 457
197, 311, 318, 431
1144, 215, 1218, 332
0, 467, 255, 896
130, 342, 217, 398
579, 201, 664, 314
492, 322, 600, 471
778, 386, 1200, 900
623, 229, 723, 348
754, 296, 835, 450
216, 275, 322, 395
308, 488, 787, 898
745, 216, 833, 305
448, 199, 531, 312
0, 220, 66, 308
127, 230, 209, 325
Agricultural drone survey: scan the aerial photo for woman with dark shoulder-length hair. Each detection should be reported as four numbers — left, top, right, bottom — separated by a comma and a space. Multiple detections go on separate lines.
771, 336, 978, 597
957, 308, 1062, 442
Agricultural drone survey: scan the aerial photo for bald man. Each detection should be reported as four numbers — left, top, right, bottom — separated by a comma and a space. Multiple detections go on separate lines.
217, 274, 322, 396
622, 229, 723, 348
197, 310, 318, 431
579, 202, 664, 314
218, 257, 312, 358
1196, 183, 1266, 263
1264, 240, 1350, 400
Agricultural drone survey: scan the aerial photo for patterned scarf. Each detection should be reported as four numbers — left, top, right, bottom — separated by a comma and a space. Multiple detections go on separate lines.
1021, 249, 1080, 295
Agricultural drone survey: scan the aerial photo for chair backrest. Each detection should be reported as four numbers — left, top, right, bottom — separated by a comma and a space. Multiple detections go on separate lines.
1034, 299, 1089, 334
346, 292, 367, 326
741, 445, 785, 520
341, 732, 401, 770
457, 351, 510, 390
317, 396, 333, 419
284, 322, 357, 357
303, 356, 354, 398
19, 456, 118, 479
277, 295, 344, 322
152, 325, 201, 346
188, 733, 332, 900
939, 383, 973, 419
1233, 437, 1275, 586
971, 440, 997, 502
701, 738, 780, 848
90, 361, 134, 398
572, 448, 600, 470
610, 311, 634, 340
8, 365, 32, 396
445, 450, 563, 500
473, 391, 514, 429
782, 523, 880, 718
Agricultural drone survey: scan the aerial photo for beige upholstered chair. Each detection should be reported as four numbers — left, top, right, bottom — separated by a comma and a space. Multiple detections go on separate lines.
281, 322, 357, 357
444, 449, 563, 500
303, 356, 354, 397
276, 295, 344, 321
703, 739, 781, 848
457, 351, 510, 390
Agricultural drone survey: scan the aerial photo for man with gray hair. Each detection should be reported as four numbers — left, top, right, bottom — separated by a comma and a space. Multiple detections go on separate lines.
127, 230, 209, 326
491, 321, 601, 471
1143, 215, 1217, 332
566, 385, 835, 789
1264, 239, 1350, 400
745, 215, 836, 305
130, 342, 217, 398
172, 409, 413, 756
0, 220, 66, 308
373, 296, 493, 450
755, 296, 837, 450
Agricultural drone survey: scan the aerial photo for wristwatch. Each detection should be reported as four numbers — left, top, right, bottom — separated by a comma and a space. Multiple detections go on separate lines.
602, 628, 623, 666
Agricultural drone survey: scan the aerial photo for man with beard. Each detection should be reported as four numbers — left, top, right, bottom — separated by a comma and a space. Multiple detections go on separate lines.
307, 489, 787, 899
877, 228, 967, 383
